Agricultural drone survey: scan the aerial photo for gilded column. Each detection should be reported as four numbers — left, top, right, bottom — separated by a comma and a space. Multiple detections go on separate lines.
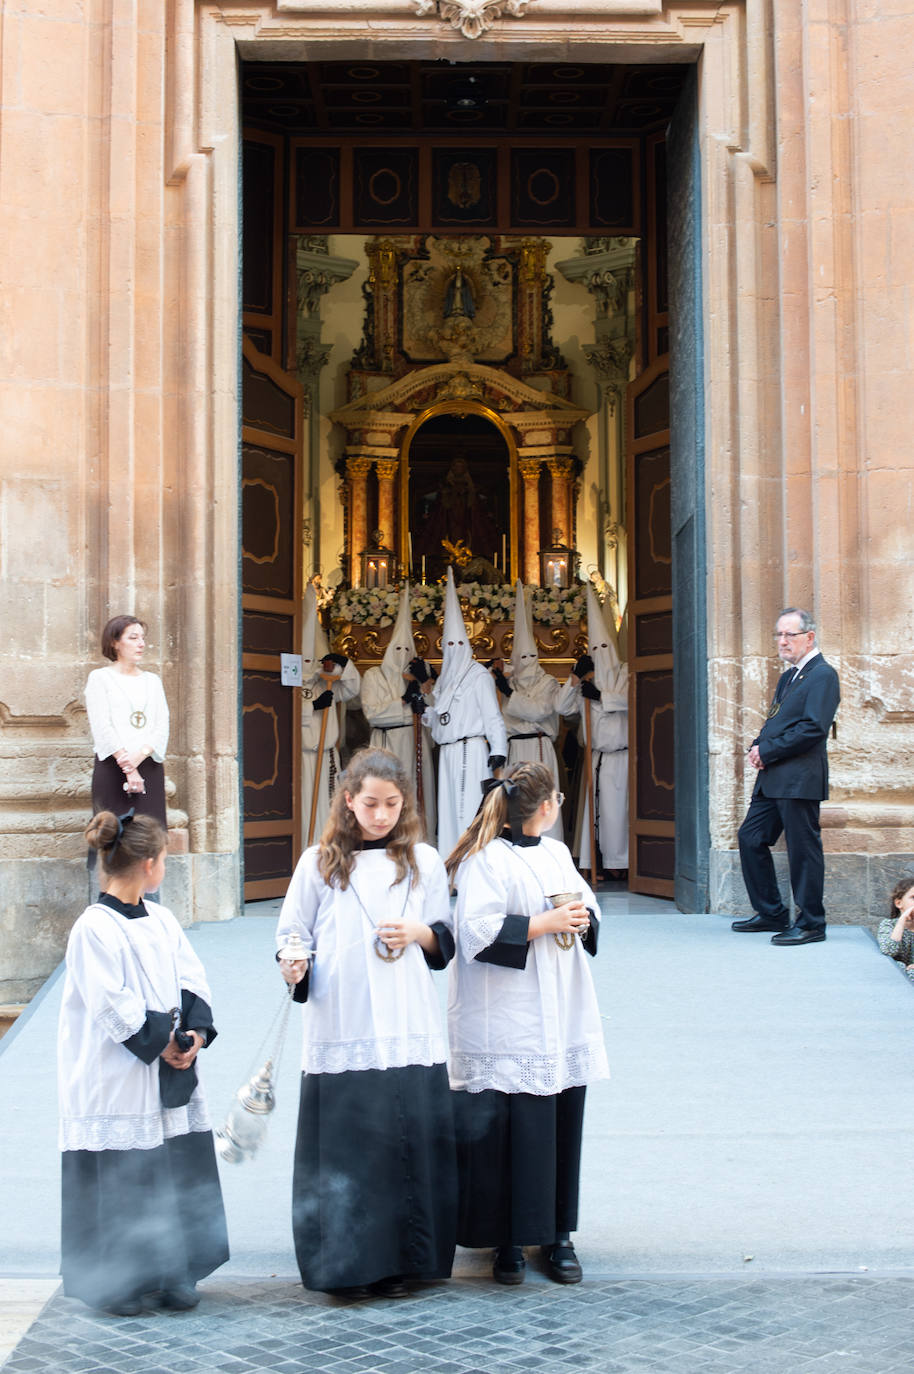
347, 457, 372, 585
518, 458, 542, 584
547, 457, 575, 549
375, 458, 399, 555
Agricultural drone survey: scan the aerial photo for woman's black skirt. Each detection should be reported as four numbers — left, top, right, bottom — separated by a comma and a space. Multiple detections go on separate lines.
92, 755, 167, 829
453, 1086, 586, 1248
292, 1063, 457, 1291
61, 1131, 229, 1308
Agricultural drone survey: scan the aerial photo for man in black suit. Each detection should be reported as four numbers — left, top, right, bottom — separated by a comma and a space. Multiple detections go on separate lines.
732, 608, 840, 946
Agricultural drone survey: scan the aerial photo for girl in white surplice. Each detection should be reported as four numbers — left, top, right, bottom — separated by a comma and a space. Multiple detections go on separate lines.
446, 762, 609, 1287
58, 810, 228, 1316
276, 747, 457, 1298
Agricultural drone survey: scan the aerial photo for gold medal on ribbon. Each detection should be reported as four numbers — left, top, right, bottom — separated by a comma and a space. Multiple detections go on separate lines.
374, 937, 405, 962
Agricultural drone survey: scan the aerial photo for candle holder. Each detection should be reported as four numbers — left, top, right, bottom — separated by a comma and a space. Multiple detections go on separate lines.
538, 532, 574, 589
360, 529, 396, 589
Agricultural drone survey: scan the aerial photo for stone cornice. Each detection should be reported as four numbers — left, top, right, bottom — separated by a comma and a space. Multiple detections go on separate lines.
209, 2, 712, 58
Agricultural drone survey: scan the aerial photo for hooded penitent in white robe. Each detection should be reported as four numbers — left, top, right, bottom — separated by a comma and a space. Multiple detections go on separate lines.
423, 569, 507, 861
556, 583, 629, 871
497, 581, 563, 841
301, 585, 361, 845
360, 585, 437, 841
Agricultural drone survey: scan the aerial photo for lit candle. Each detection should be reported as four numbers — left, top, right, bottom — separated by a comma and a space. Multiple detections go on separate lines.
408, 532, 413, 574
421, 555, 426, 584
502, 534, 507, 571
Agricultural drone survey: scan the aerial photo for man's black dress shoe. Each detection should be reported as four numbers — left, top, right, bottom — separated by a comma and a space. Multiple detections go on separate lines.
731, 915, 789, 933
543, 1242, 583, 1284
770, 925, 825, 945
493, 1245, 526, 1285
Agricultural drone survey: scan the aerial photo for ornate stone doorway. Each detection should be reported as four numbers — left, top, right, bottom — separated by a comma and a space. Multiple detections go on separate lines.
218, 6, 739, 907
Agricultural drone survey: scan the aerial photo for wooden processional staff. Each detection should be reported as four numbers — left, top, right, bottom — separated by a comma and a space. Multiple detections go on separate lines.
583, 697, 598, 888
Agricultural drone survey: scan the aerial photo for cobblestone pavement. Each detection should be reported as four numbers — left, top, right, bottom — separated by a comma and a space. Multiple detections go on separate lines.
5, 1273, 914, 1374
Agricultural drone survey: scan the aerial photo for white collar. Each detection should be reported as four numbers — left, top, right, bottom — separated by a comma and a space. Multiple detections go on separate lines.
788, 647, 820, 674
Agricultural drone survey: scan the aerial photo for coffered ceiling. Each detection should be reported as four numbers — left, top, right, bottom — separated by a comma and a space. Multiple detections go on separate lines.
242, 60, 690, 138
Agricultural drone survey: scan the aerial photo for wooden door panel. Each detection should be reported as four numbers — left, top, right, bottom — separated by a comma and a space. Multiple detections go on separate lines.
241, 337, 303, 899
627, 358, 674, 897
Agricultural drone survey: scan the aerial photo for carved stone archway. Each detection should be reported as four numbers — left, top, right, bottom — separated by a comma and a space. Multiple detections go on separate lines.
329, 361, 591, 584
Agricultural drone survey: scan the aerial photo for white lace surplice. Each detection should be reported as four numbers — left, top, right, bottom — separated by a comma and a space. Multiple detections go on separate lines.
448, 837, 610, 1095
58, 901, 213, 1151
275, 843, 452, 1074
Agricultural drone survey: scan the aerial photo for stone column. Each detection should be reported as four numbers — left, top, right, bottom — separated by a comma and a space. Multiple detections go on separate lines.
546, 457, 575, 549
374, 459, 399, 555
346, 457, 372, 585
518, 458, 542, 584
556, 238, 636, 608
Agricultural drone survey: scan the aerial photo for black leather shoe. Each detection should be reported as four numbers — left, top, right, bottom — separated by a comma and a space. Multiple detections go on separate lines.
731, 915, 789, 933
770, 925, 825, 945
370, 1276, 409, 1298
543, 1242, 583, 1284
159, 1284, 200, 1310
493, 1246, 526, 1285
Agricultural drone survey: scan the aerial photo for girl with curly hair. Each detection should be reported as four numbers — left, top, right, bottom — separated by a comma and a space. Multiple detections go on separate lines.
276, 747, 456, 1297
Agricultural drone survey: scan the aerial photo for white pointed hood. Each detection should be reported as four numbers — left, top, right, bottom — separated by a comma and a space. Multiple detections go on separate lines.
435, 567, 474, 706
585, 582, 622, 694
510, 581, 541, 690
381, 584, 417, 692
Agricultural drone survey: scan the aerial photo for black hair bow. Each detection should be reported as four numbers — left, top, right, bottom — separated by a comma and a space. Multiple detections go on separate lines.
480, 776, 524, 843
107, 807, 136, 854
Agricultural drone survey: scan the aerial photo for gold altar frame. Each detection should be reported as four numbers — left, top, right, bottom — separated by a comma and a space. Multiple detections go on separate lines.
398, 399, 520, 582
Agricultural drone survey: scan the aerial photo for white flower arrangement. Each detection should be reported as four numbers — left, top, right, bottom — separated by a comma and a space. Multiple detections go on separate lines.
331, 582, 589, 627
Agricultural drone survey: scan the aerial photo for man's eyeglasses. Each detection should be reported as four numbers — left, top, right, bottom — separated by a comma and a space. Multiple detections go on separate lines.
773, 631, 809, 640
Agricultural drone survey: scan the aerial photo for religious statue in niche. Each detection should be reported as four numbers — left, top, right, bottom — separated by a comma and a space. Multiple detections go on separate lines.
401, 236, 514, 365
413, 455, 504, 584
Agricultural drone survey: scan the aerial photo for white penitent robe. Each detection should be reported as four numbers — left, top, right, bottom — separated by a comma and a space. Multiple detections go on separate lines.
276, 843, 453, 1074
500, 673, 564, 841
58, 900, 215, 1150
448, 836, 609, 1095
424, 664, 508, 860
360, 666, 437, 842
301, 659, 361, 844
556, 672, 629, 871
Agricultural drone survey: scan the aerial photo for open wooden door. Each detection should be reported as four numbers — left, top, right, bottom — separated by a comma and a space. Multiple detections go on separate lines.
241, 337, 303, 899
626, 356, 674, 897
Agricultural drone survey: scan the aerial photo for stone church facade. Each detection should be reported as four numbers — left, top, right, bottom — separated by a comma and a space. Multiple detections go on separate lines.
2, 1, 913, 1001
